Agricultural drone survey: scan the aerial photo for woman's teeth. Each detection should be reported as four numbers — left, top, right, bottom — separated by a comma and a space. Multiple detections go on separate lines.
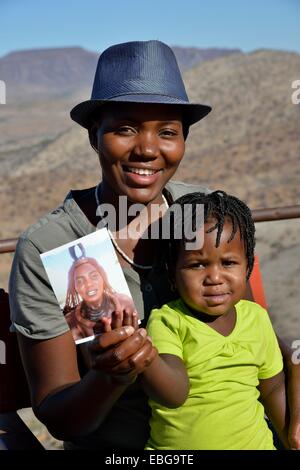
87, 290, 97, 296
125, 167, 159, 176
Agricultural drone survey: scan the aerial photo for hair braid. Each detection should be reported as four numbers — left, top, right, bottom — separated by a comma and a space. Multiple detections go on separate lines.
168, 190, 256, 280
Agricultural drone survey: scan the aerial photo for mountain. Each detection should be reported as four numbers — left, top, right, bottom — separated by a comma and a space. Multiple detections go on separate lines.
0, 47, 299, 343
0, 46, 240, 101
1, 48, 299, 240
177, 49, 300, 208
1, 46, 299, 239
0, 47, 98, 100
171, 46, 241, 70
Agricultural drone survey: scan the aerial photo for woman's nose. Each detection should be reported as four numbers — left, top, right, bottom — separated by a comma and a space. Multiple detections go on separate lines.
133, 132, 160, 159
83, 279, 93, 290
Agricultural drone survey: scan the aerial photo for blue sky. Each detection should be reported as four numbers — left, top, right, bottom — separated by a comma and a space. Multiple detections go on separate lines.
0, 0, 299, 58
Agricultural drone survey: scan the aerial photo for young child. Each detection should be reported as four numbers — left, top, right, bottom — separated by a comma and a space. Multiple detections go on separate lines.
140, 190, 289, 450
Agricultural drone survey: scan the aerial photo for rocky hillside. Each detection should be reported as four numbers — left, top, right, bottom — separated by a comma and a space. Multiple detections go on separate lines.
1, 48, 299, 241
177, 49, 300, 208
0, 45, 240, 101
0, 47, 97, 101
0, 49, 299, 338
171, 46, 240, 70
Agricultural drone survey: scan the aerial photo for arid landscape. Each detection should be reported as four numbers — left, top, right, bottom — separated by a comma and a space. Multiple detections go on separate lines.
1, 45, 299, 333
0, 45, 299, 448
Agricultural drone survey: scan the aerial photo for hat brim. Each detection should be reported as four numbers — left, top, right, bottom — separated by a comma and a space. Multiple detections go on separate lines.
70, 94, 211, 129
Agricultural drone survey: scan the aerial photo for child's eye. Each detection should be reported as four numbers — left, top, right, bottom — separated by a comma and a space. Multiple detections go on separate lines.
189, 263, 205, 270
223, 260, 237, 267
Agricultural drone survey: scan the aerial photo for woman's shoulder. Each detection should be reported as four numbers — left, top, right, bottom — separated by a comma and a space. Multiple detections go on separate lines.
17, 189, 93, 254
20, 202, 66, 241
165, 180, 212, 202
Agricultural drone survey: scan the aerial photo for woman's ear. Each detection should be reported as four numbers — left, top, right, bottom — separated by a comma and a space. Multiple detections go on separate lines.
88, 125, 99, 153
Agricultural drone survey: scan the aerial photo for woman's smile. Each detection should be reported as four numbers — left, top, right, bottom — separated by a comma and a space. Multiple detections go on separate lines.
122, 165, 163, 187
85, 289, 99, 298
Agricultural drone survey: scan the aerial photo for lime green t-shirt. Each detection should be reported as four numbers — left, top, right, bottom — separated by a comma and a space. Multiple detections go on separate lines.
146, 299, 283, 450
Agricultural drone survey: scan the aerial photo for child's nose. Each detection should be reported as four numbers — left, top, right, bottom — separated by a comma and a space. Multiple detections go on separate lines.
204, 266, 223, 284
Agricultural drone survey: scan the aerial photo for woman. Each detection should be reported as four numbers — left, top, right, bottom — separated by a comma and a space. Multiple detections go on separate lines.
9, 40, 300, 449
64, 243, 136, 341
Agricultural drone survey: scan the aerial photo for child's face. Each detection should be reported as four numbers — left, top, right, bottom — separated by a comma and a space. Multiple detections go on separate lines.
174, 219, 248, 318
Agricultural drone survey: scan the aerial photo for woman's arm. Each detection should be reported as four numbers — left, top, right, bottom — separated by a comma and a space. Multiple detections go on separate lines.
17, 325, 156, 441
277, 335, 300, 449
258, 371, 290, 449
244, 283, 300, 448
141, 353, 189, 408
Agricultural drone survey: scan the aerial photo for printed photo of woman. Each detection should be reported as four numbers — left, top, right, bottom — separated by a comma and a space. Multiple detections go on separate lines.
63, 243, 136, 341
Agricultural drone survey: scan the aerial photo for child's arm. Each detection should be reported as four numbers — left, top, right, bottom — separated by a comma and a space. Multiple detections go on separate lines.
99, 309, 189, 408
140, 353, 189, 408
258, 371, 290, 449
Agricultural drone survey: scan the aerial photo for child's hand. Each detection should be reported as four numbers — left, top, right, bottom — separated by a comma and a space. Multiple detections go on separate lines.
121, 308, 140, 330
89, 312, 156, 385
95, 308, 140, 333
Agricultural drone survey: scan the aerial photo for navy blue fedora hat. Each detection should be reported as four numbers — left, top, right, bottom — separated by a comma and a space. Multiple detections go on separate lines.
70, 40, 211, 129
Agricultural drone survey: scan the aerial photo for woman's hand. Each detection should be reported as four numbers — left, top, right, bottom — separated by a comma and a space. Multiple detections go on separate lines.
88, 311, 157, 385
288, 413, 300, 450
287, 362, 300, 449
276, 336, 300, 449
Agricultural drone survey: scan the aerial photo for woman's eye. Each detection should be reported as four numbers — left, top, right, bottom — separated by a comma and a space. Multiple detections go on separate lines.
160, 128, 177, 137
117, 126, 136, 135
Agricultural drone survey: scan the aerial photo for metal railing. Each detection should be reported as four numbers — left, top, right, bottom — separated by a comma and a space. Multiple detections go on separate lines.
0, 239, 18, 254
1, 204, 300, 254
251, 205, 300, 223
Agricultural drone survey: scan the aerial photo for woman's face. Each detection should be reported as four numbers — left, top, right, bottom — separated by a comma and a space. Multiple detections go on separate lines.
95, 103, 185, 204
74, 262, 104, 307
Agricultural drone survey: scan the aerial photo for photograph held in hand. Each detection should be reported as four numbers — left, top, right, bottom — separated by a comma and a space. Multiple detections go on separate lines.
40, 228, 136, 345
